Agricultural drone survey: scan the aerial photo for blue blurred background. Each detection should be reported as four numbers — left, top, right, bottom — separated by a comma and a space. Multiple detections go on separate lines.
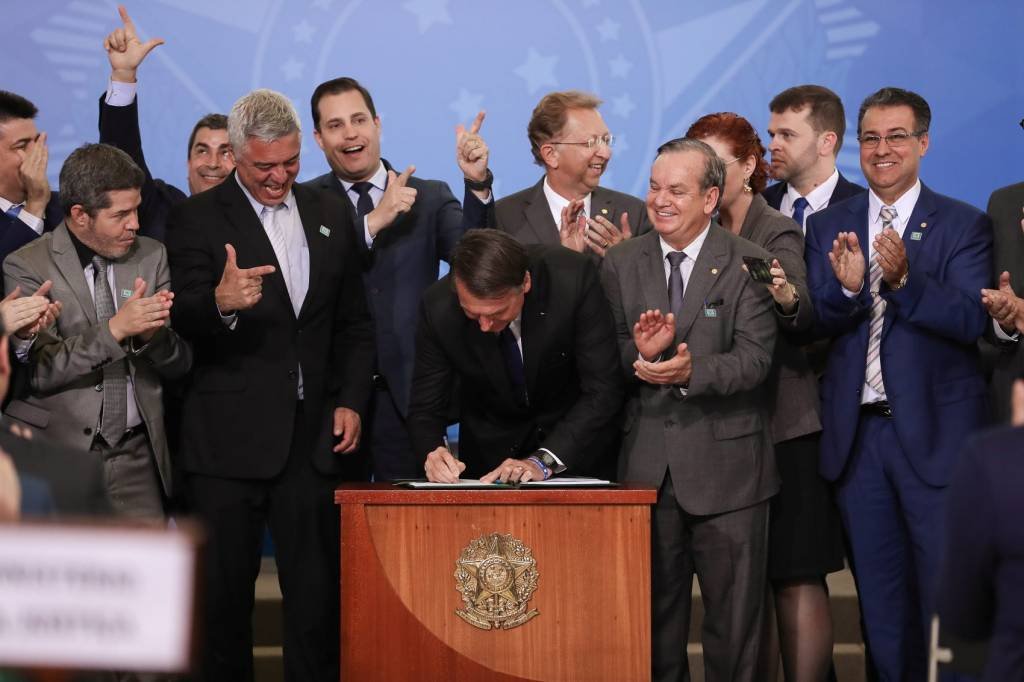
5, 0, 1023, 211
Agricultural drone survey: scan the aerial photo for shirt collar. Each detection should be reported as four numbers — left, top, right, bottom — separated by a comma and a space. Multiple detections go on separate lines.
0, 196, 19, 213
542, 175, 592, 218
786, 168, 840, 212
868, 179, 921, 226
659, 220, 712, 264
234, 173, 297, 217
337, 161, 387, 194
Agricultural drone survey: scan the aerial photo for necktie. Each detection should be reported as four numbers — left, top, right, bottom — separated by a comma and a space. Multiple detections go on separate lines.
92, 255, 127, 443
351, 182, 375, 221
666, 251, 687, 319
262, 205, 301, 315
865, 206, 897, 396
499, 326, 528, 406
5, 204, 23, 219
791, 197, 810, 230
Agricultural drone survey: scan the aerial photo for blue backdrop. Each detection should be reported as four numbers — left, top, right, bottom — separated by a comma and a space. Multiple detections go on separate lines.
5, 0, 1023, 211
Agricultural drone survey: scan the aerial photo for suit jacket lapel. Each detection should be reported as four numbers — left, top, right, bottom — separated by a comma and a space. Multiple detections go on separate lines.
50, 223, 98, 326
523, 178, 559, 246
638, 232, 670, 315
677, 224, 728, 341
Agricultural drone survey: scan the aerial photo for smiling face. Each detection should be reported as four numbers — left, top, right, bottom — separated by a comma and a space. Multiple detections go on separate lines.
313, 90, 382, 183
69, 188, 142, 259
646, 150, 719, 250
541, 107, 611, 198
454, 272, 532, 334
234, 132, 300, 206
0, 117, 37, 204
187, 126, 234, 195
859, 104, 928, 205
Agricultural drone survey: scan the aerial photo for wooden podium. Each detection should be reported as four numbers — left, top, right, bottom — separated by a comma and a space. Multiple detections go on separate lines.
335, 484, 658, 682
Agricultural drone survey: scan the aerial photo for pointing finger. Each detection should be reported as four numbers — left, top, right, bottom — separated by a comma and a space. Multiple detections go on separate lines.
469, 110, 486, 135
118, 5, 137, 34
243, 265, 276, 278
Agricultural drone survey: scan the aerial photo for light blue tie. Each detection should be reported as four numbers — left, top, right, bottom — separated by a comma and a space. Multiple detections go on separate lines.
4, 204, 23, 219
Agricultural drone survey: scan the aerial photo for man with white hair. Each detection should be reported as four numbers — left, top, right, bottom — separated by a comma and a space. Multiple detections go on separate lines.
166, 89, 374, 681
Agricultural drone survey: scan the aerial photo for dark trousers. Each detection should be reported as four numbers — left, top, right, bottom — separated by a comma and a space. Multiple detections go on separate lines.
837, 412, 955, 682
652, 472, 770, 682
366, 380, 417, 481
185, 404, 339, 682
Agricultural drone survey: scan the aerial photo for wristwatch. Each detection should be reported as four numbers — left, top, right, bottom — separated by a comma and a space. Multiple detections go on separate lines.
530, 449, 566, 476
891, 269, 910, 290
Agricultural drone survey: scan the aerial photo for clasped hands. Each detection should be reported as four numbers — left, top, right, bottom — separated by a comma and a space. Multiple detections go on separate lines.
0, 281, 61, 340
828, 228, 908, 292
632, 309, 691, 386
424, 446, 544, 484
559, 198, 633, 257
982, 271, 1024, 336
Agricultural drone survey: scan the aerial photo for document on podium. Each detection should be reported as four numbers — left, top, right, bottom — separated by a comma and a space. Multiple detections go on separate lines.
399, 477, 614, 489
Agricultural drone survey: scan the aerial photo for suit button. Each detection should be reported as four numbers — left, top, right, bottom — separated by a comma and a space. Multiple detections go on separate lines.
288, 370, 297, 379
83, 427, 92, 436
94, 384, 103, 392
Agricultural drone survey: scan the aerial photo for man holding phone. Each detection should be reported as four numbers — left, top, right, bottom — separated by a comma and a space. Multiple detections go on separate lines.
600, 138, 778, 681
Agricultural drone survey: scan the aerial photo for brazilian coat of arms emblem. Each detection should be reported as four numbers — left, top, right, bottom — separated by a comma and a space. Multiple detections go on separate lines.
453, 532, 540, 630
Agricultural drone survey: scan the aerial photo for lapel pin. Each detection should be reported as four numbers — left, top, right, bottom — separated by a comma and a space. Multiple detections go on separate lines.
711, 268, 719, 275
600, 208, 609, 215
120, 288, 133, 298
319, 225, 331, 237
920, 222, 927, 228
910, 232, 923, 241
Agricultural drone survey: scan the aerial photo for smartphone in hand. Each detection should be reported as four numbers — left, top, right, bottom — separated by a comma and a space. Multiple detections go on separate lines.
742, 256, 774, 284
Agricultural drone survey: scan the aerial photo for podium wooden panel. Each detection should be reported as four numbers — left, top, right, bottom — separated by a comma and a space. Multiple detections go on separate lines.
335, 484, 657, 682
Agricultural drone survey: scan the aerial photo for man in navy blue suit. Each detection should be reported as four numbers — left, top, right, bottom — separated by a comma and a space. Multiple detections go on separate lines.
763, 84, 865, 228
805, 87, 992, 680
0, 91, 61, 264
305, 76, 493, 481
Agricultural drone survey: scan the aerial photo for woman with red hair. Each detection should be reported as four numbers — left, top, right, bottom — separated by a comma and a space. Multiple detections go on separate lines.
686, 112, 845, 682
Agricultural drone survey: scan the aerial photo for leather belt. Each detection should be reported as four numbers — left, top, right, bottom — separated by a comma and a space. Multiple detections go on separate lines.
860, 400, 893, 419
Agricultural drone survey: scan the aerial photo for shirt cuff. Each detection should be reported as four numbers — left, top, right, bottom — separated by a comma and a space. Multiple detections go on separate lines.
17, 210, 44, 235
841, 284, 863, 299
537, 448, 565, 469
216, 305, 238, 330
363, 216, 374, 248
993, 317, 1020, 342
105, 79, 138, 106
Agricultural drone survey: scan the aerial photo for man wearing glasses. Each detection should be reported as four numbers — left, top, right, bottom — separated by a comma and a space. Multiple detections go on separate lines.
495, 90, 650, 257
805, 87, 992, 680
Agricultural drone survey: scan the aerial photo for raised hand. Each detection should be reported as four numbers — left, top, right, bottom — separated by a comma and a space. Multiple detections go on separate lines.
765, 258, 798, 311
559, 198, 587, 253
873, 227, 908, 287
215, 244, 276, 314
585, 210, 633, 257
982, 271, 1024, 334
0, 281, 56, 339
828, 231, 866, 293
366, 165, 417, 236
104, 5, 165, 83
108, 277, 174, 342
455, 111, 489, 184
19, 132, 50, 219
632, 309, 675, 361
633, 342, 692, 386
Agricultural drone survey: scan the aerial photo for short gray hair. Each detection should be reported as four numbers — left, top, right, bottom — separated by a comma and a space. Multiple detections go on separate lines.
227, 89, 301, 154
59, 143, 144, 217
654, 137, 726, 211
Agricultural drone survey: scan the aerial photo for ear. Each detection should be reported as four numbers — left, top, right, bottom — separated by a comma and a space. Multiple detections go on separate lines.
68, 204, 90, 228
819, 131, 838, 158
704, 186, 720, 216
313, 127, 325, 150
539, 143, 558, 170
521, 271, 532, 295
741, 154, 757, 180
918, 131, 929, 157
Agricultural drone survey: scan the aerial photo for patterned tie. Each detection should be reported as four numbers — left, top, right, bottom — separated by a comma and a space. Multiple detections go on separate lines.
261, 204, 300, 314
351, 182, 375, 221
865, 206, 897, 395
5, 204, 23, 219
791, 197, 810, 231
92, 255, 127, 443
666, 251, 687, 319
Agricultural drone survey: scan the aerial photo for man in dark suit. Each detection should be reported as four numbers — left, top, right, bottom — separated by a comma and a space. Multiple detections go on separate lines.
0, 91, 61, 263
978, 180, 1024, 423
166, 89, 374, 681
408, 228, 623, 484
938, 380, 1024, 682
495, 90, 651, 258
601, 138, 778, 682
99, 6, 232, 242
305, 76, 492, 481
805, 87, 992, 680
764, 85, 865, 229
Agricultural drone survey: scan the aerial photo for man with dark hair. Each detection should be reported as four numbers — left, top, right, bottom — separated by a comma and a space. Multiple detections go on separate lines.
765, 84, 865, 230
2, 142, 191, 520
496, 89, 650, 257
0, 90, 61, 262
167, 88, 374, 681
99, 6, 233, 241
407, 228, 623, 484
601, 138, 778, 681
805, 86, 992, 679
305, 75, 493, 481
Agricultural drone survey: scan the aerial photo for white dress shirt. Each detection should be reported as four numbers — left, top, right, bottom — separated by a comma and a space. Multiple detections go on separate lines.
543, 176, 592, 234
337, 161, 387, 248
779, 168, 840, 234
0, 196, 44, 235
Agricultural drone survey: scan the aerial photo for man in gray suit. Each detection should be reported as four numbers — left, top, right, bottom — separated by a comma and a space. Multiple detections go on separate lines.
601, 138, 778, 682
495, 90, 650, 256
3, 142, 191, 518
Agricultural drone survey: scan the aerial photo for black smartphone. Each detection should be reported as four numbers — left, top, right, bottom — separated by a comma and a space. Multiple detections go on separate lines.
742, 256, 774, 284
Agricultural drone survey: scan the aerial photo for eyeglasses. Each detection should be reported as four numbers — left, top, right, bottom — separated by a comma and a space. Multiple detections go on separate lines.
549, 134, 615, 150
720, 156, 741, 165
857, 131, 926, 149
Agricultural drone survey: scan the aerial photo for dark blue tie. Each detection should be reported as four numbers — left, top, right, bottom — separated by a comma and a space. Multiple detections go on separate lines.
499, 327, 528, 406
791, 197, 810, 229
351, 182, 375, 221
666, 251, 687, 319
